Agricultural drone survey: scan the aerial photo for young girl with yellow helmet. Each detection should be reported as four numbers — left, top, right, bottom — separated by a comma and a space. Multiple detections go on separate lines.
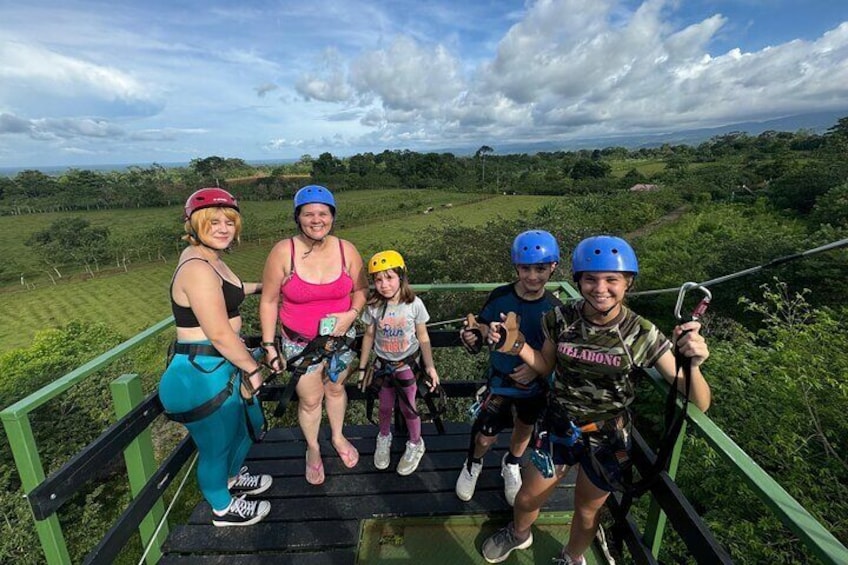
357, 250, 440, 476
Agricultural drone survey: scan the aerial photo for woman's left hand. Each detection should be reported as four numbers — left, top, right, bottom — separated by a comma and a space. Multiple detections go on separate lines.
673, 321, 709, 367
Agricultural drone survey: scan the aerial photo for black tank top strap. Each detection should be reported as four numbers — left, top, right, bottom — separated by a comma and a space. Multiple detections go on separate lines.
339, 238, 346, 271
289, 238, 297, 274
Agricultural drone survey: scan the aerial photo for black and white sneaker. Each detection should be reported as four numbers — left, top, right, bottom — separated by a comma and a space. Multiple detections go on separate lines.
229, 466, 272, 496
212, 495, 270, 527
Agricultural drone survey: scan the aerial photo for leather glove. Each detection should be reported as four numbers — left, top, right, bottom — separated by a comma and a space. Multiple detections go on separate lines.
493, 312, 526, 355
460, 313, 484, 354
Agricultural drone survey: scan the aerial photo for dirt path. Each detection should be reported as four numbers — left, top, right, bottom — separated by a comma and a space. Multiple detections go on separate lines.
626, 204, 690, 240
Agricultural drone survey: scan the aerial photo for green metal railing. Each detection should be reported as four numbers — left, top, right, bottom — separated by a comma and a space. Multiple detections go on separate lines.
2, 282, 846, 564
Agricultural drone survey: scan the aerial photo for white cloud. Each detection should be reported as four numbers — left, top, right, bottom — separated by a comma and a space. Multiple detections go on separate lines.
1, 0, 847, 167
295, 48, 354, 102
0, 40, 153, 103
348, 36, 465, 112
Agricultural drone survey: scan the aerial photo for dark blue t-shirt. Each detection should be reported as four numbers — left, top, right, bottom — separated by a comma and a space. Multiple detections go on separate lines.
478, 283, 562, 377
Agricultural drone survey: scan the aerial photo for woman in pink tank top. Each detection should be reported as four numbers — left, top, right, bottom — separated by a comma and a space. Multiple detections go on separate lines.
259, 185, 368, 485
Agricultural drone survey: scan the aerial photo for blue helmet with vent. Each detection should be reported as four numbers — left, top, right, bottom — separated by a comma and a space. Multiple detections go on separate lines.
511, 230, 560, 265
571, 235, 639, 276
293, 185, 336, 221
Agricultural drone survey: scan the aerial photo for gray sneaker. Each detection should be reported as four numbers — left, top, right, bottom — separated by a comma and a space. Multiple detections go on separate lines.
482, 522, 533, 563
374, 433, 392, 470
396, 439, 425, 476
552, 548, 586, 565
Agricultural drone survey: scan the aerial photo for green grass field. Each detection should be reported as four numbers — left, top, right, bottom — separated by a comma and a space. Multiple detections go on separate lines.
0, 190, 560, 352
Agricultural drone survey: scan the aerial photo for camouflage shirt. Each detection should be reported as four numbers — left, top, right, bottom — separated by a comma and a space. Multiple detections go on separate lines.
543, 301, 671, 422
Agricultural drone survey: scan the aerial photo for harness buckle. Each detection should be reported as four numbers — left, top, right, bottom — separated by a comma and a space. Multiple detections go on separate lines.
531, 431, 555, 479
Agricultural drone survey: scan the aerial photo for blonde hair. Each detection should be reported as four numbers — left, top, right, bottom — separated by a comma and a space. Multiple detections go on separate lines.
182, 207, 242, 246
367, 268, 416, 306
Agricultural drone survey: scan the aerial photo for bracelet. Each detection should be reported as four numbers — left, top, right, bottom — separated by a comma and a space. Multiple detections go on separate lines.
261, 341, 276, 347
350, 307, 361, 316
356, 368, 366, 372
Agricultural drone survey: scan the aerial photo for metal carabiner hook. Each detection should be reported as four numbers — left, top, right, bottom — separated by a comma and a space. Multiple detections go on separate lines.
674, 282, 712, 323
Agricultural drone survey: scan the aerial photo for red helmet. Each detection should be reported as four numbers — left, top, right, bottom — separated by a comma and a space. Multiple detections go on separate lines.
184, 188, 239, 220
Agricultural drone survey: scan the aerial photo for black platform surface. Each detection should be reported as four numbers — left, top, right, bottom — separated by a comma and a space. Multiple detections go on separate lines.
160, 422, 576, 564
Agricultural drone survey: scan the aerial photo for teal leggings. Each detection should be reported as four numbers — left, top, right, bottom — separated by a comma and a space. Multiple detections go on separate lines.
159, 344, 264, 511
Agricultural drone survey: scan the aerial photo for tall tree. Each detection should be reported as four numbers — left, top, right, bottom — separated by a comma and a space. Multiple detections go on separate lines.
476, 145, 494, 186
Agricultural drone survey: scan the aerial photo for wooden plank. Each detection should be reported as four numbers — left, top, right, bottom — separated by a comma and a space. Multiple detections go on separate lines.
188, 485, 576, 525
245, 431, 482, 460
164, 520, 360, 553
163, 423, 577, 560
160, 551, 354, 565
241, 450, 514, 477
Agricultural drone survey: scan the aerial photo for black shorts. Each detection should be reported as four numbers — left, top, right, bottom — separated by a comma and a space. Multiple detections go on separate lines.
534, 411, 631, 492
475, 392, 547, 437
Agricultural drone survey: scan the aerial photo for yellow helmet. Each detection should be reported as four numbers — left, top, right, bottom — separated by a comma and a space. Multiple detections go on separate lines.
368, 250, 406, 275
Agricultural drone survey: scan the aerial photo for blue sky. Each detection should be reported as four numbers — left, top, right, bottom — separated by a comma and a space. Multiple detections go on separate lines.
1, 0, 847, 168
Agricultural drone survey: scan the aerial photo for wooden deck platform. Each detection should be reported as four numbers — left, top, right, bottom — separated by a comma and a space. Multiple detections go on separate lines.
159, 422, 577, 564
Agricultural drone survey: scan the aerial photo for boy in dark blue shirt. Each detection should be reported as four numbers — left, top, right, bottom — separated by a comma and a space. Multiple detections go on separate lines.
456, 230, 562, 506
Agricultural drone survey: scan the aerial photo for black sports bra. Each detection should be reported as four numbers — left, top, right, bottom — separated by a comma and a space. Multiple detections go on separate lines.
170, 258, 246, 328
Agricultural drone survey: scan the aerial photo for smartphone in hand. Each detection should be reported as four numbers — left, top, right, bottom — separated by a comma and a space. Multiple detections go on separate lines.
319, 316, 337, 336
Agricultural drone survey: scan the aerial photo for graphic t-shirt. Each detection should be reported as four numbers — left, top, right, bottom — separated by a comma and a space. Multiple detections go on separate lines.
362, 297, 430, 361
543, 301, 671, 421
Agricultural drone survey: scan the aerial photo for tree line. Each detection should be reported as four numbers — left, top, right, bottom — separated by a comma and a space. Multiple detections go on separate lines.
3, 116, 848, 217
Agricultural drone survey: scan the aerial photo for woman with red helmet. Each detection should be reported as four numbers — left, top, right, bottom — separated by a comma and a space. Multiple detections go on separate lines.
159, 187, 273, 527
259, 185, 368, 484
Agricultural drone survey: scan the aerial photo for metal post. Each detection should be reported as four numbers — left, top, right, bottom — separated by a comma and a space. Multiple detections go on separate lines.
110, 374, 168, 564
1, 411, 70, 564
642, 420, 687, 556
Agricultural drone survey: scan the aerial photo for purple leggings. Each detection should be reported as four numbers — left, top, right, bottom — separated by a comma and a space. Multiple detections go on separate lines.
378, 366, 421, 443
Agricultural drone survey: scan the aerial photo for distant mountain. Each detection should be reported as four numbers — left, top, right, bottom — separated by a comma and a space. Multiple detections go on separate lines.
442, 109, 848, 156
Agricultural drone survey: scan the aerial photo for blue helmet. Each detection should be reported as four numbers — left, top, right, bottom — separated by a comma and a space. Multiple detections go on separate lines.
571, 235, 639, 275
511, 230, 560, 265
293, 185, 336, 221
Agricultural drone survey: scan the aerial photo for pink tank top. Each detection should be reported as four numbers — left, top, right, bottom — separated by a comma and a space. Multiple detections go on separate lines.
279, 238, 354, 339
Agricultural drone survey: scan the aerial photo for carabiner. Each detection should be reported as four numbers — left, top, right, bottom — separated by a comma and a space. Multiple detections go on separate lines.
674, 282, 712, 323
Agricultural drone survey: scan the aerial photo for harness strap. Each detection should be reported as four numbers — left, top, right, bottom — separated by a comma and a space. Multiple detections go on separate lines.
273, 333, 356, 417
488, 368, 544, 398
364, 352, 447, 434
164, 379, 234, 424
609, 348, 692, 553
172, 343, 223, 357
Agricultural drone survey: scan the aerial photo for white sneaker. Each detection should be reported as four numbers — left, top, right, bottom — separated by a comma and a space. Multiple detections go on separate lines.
374, 433, 392, 470
455, 459, 483, 501
397, 440, 425, 476
500, 454, 522, 506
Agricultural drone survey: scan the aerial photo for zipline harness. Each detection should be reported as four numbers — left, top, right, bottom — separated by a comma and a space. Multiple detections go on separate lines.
272, 332, 356, 417
361, 351, 448, 434
162, 342, 275, 442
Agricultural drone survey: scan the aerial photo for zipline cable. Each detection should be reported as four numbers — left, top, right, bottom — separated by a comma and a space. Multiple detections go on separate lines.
137, 452, 198, 565
628, 237, 848, 298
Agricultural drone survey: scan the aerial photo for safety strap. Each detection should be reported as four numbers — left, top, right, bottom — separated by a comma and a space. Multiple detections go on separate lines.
273, 333, 356, 417
164, 378, 234, 424
606, 351, 690, 555
364, 352, 447, 434
163, 342, 268, 443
